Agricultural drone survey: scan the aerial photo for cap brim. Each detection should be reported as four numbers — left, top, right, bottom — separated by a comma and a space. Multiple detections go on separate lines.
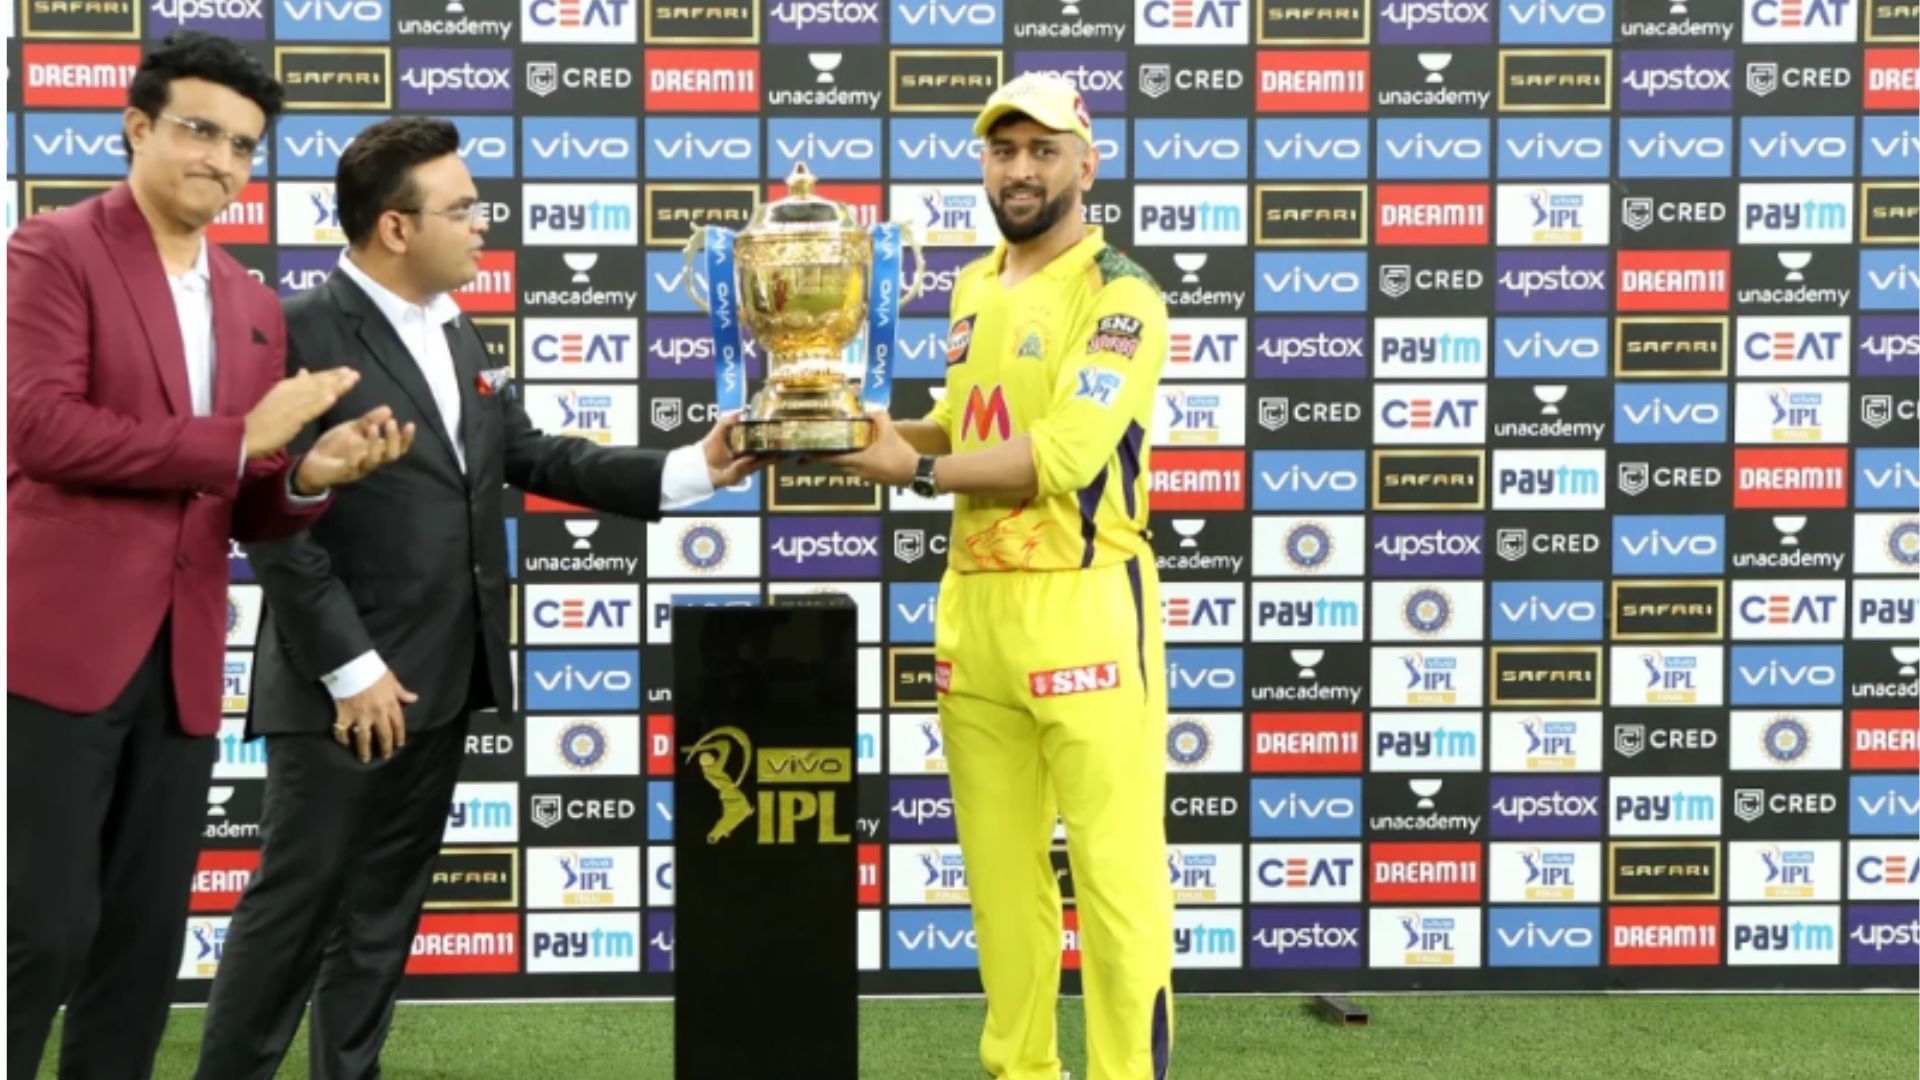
972, 102, 1077, 139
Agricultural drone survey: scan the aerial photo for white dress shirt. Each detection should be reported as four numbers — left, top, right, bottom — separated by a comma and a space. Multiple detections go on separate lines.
320, 253, 717, 701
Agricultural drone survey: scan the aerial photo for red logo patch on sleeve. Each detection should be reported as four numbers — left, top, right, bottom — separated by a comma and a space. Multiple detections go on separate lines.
934, 660, 952, 693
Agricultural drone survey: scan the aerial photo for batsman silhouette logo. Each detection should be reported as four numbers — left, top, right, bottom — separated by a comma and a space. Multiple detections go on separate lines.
680, 726, 853, 845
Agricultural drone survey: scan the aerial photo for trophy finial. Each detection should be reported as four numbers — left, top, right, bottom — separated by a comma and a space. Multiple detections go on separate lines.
786, 162, 816, 199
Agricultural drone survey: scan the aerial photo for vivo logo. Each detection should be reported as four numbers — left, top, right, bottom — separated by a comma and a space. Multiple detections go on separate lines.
1506, 0, 1607, 22
1264, 134, 1364, 161
286, 132, 352, 159
1749, 133, 1850, 159
1499, 598, 1598, 622
774, 134, 876, 161
1620, 531, 1718, 557
1385, 134, 1484, 160
1144, 136, 1243, 161
1263, 268, 1362, 295
1625, 133, 1726, 159
281, 0, 381, 18
533, 665, 634, 693
31, 130, 122, 158
1623, 400, 1720, 426
460, 136, 509, 159
898, 133, 978, 161
895, 0, 996, 24
1506, 133, 1606, 160
651, 133, 752, 160
534, 133, 633, 160
1737, 661, 1837, 687
1496, 924, 1594, 949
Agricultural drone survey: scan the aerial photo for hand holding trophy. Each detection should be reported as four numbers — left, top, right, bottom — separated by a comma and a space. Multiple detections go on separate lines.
681, 163, 930, 455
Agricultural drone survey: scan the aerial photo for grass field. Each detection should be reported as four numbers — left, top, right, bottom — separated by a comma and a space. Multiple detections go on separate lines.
37, 994, 1919, 1079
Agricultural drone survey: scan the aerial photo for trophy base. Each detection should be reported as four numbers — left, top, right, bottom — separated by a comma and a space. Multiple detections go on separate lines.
726, 383, 874, 456
729, 417, 874, 456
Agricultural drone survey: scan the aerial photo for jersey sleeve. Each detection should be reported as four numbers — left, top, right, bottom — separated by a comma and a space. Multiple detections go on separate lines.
1027, 276, 1167, 498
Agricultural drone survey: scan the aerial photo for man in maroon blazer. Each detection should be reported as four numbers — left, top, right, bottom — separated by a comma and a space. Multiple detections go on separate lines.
6, 32, 412, 1079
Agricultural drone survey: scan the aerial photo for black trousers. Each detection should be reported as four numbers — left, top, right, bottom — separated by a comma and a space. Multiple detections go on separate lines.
8, 624, 216, 1080
192, 710, 472, 1080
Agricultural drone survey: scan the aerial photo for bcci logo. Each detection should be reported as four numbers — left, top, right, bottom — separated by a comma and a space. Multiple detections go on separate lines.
559, 720, 608, 771
1761, 715, 1810, 766
678, 523, 728, 573
1167, 718, 1212, 767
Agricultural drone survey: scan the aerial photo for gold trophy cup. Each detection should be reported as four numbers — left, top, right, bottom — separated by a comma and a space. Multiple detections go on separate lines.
682, 164, 928, 455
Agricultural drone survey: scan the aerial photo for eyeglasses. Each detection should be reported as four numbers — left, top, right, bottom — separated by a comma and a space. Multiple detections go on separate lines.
396, 203, 491, 226
157, 113, 261, 161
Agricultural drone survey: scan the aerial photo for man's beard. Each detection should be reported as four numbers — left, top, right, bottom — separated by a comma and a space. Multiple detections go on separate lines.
988, 183, 1076, 244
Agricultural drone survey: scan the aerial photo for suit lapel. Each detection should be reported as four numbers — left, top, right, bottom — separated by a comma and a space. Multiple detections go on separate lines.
444, 318, 489, 492
328, 273, 463, 472
98, 185, 191, 416
208, 255, 249, 416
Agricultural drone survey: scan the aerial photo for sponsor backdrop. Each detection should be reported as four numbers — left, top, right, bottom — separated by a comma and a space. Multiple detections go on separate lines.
7, 0, 1918, 1000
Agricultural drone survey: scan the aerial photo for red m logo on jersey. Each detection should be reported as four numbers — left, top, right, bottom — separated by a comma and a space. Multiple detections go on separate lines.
960, 384, 1010, 443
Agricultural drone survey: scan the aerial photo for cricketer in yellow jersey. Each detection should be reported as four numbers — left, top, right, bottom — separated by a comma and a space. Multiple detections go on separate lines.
824, 72, 1175, 1080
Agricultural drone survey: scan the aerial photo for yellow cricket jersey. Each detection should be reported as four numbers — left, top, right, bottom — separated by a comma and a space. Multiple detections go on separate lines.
922, 226, 1168, 575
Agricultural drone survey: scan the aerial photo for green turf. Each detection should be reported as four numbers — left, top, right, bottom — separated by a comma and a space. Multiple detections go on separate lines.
36, 994, 1918, 1079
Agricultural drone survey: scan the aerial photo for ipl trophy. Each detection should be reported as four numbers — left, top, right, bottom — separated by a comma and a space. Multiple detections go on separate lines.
682, 163, 929, 455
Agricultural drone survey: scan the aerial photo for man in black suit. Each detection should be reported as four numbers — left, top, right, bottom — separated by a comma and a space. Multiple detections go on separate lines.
193, 117, 764, 1080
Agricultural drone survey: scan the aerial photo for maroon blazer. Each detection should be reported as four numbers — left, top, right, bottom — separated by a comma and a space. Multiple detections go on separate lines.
8, 184, 331, 736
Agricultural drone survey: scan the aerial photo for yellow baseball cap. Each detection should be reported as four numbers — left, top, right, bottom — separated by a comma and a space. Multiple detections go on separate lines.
972, 72, 1093, 146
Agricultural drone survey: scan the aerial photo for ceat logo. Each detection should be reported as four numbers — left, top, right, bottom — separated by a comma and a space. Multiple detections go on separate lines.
23, 44, 140, 107
1853, 711, 1920, 771
1732, 448, 1849, 509
769, 182, 880, 228
1865, 49, 1920, 112
1617, 250, 1730, 312
1030, 662, 1122, 698
1375, 184, 1490, 246
644, 49, 760, 112
1608, 906, 1720, 966
207, 182, 270, 245
1150, 450, 1246, 511
407, 913, 521, 975
960, 384, 1011, 443
455, 250, 517, 313
1257, 51, 1370, 113
189, 850, 261, 913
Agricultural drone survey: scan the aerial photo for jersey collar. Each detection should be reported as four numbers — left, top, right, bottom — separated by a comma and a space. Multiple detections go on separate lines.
989, 224, 1107, 284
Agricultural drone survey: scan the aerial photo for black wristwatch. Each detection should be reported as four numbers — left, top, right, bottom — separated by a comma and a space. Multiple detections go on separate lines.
908, 454, 939, 498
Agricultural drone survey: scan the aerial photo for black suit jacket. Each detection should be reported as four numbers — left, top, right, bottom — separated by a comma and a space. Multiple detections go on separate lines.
244, 270, 668, 737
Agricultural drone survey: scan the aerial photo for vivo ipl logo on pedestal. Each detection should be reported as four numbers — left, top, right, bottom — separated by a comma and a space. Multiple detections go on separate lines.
680, 727, 852, 846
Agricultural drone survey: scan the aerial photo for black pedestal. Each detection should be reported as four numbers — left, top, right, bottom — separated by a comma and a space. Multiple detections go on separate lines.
672, 598, 859, 1080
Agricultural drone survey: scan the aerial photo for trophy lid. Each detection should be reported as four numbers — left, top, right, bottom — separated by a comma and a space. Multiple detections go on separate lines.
743, 163, 864, 235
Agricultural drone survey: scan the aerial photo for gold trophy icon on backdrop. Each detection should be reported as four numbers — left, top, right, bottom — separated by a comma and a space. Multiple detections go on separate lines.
682, 163, 928, 455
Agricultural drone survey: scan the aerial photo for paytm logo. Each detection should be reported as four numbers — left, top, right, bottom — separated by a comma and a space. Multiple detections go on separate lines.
1497, 118, 1610, 180
1489, 908, 1599, 967
1492, 581, 1602, 641
1609, 776, 1721, 836
1616, 383, 1728, 444
769, 118, 881, 180
1167, 647, 1242, 709
1496, 317, 1606, 379
1135, 118, 1249, 181
1257, 119, 1368, 181
524, 650, 639, 711
276, 0, 388, 40
523, 118, 637, 180
524, 183, 639, 245
888, 909, 978, 969
445, 782, 519, 842
1741, 116, 1855, 179
1252, 450, 1365, 511
24, 112, 126, 176
1378, 118, 1490, 181
890, 0, 1003, 45
1135, 184, 1247, 246
278, 114, 383, 179
1498, 0, 1611, 44
890, 118, 982, 180
1619, 117, 1731, 179
1251, 779, 1361, 839
643, 117, 758, 181
888, 583, 939, 644
1613, 516, 1725, 576
1257, 253, 1367, 313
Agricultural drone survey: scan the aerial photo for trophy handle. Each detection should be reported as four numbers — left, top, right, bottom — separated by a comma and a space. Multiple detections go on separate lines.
681, 228, 711, 314
895, 220, 930, 305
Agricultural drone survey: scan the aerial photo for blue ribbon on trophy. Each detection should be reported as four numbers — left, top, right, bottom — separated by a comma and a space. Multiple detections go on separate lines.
863, 222, 902, 413
702, 225, 746, 416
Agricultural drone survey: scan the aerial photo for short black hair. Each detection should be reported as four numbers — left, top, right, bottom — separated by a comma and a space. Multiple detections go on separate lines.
334, 117, 461, 247
127, 31, 284, 159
